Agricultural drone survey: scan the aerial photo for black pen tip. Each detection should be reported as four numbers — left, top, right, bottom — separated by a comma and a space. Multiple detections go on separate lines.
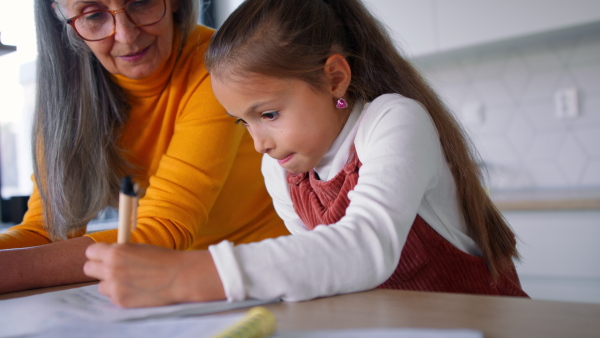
120, 176, 136, 196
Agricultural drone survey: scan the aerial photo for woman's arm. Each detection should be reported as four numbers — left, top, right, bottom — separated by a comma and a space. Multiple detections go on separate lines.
0, 91, 238, 294
0, 236, 95, 293
0, 181, 98, 294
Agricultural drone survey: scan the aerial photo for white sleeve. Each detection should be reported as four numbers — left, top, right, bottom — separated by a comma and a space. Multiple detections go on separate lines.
210, 95, 441, 302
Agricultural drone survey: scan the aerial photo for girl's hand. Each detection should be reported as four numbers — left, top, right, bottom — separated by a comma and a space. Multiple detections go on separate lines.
84, 243, 226, 308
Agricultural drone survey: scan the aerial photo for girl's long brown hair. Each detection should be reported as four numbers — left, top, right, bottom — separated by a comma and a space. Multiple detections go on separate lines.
206, 0, 519, 276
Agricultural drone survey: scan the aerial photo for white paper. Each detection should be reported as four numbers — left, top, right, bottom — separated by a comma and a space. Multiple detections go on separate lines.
275, 328, 483, 338
28, 313, 246, 338
0, 285, 276, 337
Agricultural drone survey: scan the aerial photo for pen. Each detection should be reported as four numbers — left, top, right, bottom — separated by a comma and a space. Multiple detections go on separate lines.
117, 176, 138, 244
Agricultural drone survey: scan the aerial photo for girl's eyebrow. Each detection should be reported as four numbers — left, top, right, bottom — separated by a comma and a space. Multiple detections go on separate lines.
225, 101, 271, 119
244, 102, 267, 116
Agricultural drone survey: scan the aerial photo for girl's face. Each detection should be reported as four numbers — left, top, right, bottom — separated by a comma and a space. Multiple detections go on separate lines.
212, 74, 350, 174
56, 0, 176, 79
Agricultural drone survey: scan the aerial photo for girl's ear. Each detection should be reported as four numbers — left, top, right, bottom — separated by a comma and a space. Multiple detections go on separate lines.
324, 54, 352, 98
172, 0, 179, 12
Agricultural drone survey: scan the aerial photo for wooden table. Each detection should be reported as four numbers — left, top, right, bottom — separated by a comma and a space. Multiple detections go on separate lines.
2, 283, 600, 338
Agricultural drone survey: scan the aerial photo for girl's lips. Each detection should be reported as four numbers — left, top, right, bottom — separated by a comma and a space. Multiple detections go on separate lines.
119, 45, 150, 62
277, 153, 294, 165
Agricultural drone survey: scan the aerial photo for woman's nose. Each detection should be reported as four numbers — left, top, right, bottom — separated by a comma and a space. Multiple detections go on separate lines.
113, 12, 139, 43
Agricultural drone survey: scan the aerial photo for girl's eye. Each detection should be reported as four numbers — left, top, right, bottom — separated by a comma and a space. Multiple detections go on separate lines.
261, 111, 279, 121
234, 118, 248, 126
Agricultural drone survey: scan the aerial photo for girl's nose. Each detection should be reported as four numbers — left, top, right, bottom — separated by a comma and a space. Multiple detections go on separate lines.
250, 129, 274, 154
113, 12, 139, 43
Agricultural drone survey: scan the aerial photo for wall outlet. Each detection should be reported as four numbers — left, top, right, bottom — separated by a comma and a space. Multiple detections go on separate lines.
554, 88, 579, 119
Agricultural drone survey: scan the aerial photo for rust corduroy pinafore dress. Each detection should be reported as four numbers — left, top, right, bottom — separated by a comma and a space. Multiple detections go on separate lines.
287, 147, 528, 297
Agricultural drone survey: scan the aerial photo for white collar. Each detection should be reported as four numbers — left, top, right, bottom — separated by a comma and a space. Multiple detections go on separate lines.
314, 102, 363, 181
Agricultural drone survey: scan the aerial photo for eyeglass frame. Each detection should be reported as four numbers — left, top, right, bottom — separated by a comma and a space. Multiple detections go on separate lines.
53, 0, 168, 42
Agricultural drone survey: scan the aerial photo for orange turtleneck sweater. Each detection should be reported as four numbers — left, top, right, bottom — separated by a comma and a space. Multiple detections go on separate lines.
0, 25, 289, 250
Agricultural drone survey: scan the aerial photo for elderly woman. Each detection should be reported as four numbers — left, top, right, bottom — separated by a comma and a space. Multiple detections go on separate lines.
0, 0, 288, 294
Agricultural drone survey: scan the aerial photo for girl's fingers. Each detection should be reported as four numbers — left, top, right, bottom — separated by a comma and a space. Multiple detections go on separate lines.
97, 280, 131, 307
82, 259, 103, 279
83, 244, 215, 307
84, 243, 128, 280
85, 242, 111, 261
96, 280, 112, 297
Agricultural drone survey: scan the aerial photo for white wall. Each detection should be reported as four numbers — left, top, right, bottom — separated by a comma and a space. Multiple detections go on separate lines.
0, 0, 37, 198
362, 0, 600, 57
214, 0, 244, 28
418, 31, 600, 191
391, 2, 600, 304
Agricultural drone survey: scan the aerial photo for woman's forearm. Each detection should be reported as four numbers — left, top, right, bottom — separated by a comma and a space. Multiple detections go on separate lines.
0, 236, 95, 294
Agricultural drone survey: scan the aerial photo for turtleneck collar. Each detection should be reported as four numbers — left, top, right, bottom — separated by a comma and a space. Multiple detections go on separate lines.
109, 29, 182, 98
314, 102, 363, 181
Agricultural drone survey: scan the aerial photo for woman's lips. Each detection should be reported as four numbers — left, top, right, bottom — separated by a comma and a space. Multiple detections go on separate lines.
277, 153, 294, 165
119, 45, 150, 62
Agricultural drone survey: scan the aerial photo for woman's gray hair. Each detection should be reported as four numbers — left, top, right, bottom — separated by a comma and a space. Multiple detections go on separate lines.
33, 0, 199, 241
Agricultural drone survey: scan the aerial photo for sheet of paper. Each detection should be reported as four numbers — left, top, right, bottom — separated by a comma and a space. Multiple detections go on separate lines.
275, 328, 483, 338
27, 313, 246, 338
0, 285, 275, 337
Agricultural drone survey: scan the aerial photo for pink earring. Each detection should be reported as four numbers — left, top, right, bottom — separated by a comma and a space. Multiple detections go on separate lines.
336, 97, 348, 109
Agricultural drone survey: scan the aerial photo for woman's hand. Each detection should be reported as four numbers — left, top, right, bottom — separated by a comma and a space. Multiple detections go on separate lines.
84, 243, 226, 308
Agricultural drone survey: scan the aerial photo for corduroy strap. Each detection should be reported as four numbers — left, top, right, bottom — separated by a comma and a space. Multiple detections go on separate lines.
287, 146, 360, 229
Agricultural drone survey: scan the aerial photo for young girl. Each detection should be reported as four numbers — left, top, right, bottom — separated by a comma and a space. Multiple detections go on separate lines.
84, 0, 527, 307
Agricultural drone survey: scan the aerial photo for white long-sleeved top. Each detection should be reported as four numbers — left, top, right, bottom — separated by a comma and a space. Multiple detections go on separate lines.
209, 94, 481, 302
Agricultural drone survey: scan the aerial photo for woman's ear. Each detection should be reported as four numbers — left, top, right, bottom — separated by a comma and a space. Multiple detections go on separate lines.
171, 0, 179, 12
323, 54, 351, 98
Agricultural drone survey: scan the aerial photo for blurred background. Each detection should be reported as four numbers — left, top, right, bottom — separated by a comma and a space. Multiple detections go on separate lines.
1, 0, 598, 303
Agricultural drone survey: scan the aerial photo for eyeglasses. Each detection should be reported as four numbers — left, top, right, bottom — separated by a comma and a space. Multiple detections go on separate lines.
55, 0, 167, 42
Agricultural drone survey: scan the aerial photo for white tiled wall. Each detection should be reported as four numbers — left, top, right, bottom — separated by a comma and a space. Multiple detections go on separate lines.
416, 31, 600, 191
415, 30, 600, 304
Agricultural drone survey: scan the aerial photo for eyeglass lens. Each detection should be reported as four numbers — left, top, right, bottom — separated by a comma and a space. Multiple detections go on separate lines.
72, 0, 165, 41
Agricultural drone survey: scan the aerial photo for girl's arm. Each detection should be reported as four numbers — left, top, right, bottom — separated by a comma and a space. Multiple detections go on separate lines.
83, 243, 225, 307
211, 95, 442, 302
83, 95, 440, 306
